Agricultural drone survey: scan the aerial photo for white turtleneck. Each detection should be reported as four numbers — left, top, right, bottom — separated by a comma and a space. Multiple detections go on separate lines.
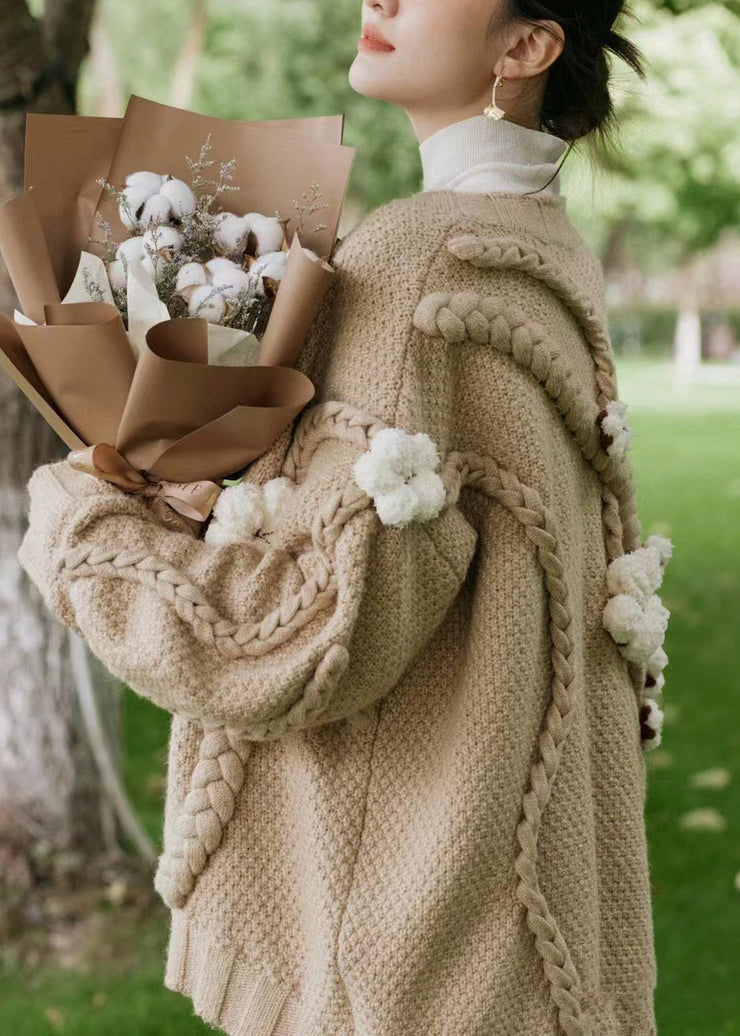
419, 114, 568, 197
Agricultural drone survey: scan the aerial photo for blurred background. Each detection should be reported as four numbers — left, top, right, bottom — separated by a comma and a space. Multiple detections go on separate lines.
0, 0, 738, 1032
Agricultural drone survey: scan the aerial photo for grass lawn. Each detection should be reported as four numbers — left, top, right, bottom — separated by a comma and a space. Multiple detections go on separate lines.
617, 357, 740, 1035
1, 358, 737, 1033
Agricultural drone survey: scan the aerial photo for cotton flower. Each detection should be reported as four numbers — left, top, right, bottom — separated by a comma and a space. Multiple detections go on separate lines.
599, 400, 633, 462
206, 258, 255, 296
175, 262, 209, 291
204, 476, 296, 550
602, 591, 670, 665
249, 251, 288, 293
140, 225, 184, 278
107, 259, 127, 291
115, 236, 148, 264
176, 258, 258, 319
159, 177, 197, 219
118, 171, 194, 230
352, 427, 447, 529
638, 697, 664, 750
126, 171, 168, 194
246, 213, 285, 255
213, 213, 252, 253
188, 285, 227, 322
138, 193, 174, 228
142, 225, 184, 256
213, 211, 286, 257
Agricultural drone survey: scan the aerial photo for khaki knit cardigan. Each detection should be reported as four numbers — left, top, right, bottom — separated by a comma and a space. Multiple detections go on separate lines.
17, 190, 667, 1036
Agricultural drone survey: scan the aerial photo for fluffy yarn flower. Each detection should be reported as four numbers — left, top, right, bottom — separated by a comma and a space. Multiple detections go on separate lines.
204, 476, 295, 551
598, 400, 633, 462
352, 427, 447, 528
602, 592, 670, 666
605, 534, 673, 606
645, 644, 669, 696
638, 698, 664, 750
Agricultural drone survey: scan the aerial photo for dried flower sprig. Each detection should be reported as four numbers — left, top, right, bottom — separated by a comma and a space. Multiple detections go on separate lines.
291, 181, 330, 235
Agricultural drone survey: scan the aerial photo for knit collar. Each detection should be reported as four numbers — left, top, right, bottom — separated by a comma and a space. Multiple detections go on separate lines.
419, 114, 568, 197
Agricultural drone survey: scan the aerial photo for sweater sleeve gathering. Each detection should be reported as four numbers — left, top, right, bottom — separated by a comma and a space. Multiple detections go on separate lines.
17, 423, 478, 736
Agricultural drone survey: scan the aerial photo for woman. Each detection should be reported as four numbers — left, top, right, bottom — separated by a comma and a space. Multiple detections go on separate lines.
18, 1, 673, 1033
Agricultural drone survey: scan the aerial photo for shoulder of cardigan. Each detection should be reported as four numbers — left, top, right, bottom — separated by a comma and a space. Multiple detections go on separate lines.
338, 188, 584, 253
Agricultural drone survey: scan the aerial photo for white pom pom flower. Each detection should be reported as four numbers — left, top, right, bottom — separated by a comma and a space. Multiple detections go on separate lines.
204, 476, 297, 551
352, 427, 447, 529
645, 644, 669, 696
599, 400, 633, 462
639, 697, 664, 750
603, 534, 673, 681
644, 533, 673, 567
606, 537, 673, 606
205, 482, 267, 548
602, 591, 670, 665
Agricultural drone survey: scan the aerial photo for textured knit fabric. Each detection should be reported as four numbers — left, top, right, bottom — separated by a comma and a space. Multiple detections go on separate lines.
419, 114, 567, 195
17, 189, 662, 1036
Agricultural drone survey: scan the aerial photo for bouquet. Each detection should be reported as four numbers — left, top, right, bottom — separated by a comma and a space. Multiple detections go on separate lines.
0, 95, 356, 537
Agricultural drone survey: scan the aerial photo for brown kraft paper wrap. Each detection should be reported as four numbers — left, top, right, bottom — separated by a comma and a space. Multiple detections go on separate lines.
0, 97, 356, 535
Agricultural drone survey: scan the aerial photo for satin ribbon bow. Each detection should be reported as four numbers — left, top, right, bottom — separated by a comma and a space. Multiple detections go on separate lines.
67, 443, 222, 534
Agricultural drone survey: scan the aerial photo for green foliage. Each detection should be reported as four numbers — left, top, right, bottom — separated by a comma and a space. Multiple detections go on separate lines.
565, 0, 740, 264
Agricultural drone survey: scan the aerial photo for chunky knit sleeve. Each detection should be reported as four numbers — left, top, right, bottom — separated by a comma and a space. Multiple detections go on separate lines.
17, 412, 478, 737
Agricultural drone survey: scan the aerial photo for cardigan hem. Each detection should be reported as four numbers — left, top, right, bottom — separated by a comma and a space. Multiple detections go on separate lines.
164, 910, 326, 1036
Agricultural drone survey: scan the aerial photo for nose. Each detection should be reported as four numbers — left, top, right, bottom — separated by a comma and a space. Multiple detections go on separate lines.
364, 0, 398, 13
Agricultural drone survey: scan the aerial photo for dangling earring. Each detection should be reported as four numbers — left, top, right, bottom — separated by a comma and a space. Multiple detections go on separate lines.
484, 75, 506, 120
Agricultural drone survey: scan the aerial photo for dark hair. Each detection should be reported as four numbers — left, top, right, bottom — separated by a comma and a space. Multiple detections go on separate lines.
488, 1, 647, 188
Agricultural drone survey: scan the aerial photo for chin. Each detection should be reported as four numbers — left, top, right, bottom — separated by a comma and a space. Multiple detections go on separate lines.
348, 55, 394, 100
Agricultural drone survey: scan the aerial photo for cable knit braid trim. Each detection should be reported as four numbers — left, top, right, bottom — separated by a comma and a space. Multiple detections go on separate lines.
441, 448, 590, 1035
445, 235, 618, 414
412, 290, 641, 564
413, 289, 646, 710
154, 642, 350, 911
154, 729, 254, 910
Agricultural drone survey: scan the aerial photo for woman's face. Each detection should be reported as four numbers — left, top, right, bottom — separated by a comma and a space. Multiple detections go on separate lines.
348, 0, 505, 137
348, 0, 564, 141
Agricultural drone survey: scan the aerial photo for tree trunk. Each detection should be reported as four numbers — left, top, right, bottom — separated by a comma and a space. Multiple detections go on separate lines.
0, 0, 123, 897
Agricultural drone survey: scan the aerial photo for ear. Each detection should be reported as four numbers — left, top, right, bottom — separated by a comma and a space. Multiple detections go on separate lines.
501, 19, 565, 79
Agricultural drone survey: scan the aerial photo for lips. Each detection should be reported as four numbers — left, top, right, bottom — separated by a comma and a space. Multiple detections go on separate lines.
359, 24, 395, 50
